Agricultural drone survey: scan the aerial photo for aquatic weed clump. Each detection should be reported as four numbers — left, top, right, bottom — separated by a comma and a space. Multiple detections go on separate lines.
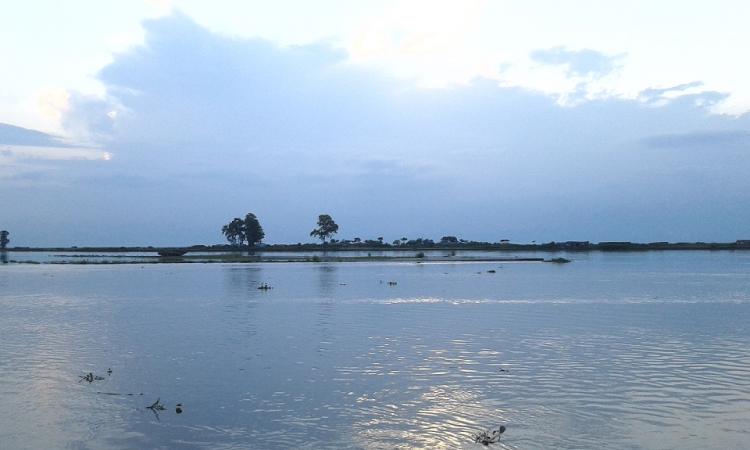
473, 426, 506, 445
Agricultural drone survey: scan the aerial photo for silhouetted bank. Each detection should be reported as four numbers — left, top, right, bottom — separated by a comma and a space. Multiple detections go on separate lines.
7, 239, 750, 254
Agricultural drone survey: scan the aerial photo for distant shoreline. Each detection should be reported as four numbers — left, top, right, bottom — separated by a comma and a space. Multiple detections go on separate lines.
1, 255, 563, 265
4, 240, 750, 253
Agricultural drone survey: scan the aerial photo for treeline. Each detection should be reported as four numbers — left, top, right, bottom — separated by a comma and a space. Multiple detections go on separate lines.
216, 213, 750, 252
5, 212, 750, 251
8, 240, 750, 253
218, 213, 491, 249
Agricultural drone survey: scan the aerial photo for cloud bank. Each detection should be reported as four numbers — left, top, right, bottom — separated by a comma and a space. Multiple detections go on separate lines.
3, 13, 750, 246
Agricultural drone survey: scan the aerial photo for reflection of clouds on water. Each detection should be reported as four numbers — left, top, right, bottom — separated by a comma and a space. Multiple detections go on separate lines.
332, 301, 750, 449
337, 329, 518, 448
349, 383, 515, 449
3, 261, 750, 448
0, 274, 130, 449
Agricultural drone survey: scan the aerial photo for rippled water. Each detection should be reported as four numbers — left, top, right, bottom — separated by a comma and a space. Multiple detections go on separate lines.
2, 252, 750, 449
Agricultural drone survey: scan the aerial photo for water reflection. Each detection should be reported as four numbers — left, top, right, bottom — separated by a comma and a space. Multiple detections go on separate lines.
315, 264, 338, 298
222, 266, 264, 340
315, 265, 338, 357
224, 266, 264, 296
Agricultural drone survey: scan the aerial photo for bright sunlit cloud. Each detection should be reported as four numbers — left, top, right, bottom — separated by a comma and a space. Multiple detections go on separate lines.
3, 0, 750, 134
36, 88, 71, 123
348, 0, 495, 87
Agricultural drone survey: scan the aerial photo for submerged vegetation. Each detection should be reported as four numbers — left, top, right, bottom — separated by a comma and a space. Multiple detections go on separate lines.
473, 426, 506, 445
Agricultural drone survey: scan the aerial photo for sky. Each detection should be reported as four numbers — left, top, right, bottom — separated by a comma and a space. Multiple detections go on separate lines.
2, 0, 750, 246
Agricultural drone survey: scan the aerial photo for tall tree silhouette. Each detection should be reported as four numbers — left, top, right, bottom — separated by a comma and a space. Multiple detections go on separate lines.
310, 214, 338, 243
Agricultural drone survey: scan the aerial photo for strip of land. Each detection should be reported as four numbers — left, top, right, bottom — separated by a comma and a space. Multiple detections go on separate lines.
5, 240, 750, 254
5, 238, 749, 265
1, 254, 565, 265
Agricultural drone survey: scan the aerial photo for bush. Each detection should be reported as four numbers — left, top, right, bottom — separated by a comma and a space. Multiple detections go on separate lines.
416, 252, 425, 258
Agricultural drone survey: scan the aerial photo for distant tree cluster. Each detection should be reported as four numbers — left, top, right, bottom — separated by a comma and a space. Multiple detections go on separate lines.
215, 212, 498, 249
0, 230, 9, 249
221, 213, 265, 247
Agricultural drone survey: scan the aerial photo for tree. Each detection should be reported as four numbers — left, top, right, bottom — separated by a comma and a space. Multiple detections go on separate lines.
222, 218, 245, 246
310, 214, 339, 243
440, 236, 459, 244
0, 230, 8, 249
243, 213, 265, 247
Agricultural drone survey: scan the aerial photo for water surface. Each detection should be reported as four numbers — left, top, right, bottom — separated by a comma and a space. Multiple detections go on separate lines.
2, 251, 750, 449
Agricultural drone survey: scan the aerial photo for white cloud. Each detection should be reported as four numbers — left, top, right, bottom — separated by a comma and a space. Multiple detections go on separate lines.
343, 0, 750, 113
4, 0, 750, 138
36, 88, 71, 124
347, 0, 497, 87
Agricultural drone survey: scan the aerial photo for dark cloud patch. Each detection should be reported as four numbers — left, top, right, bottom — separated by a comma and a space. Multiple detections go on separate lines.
92, 12, 370, 151
0, 122, 69, 147
62, 93, 117, 140
530, 47, 624, 77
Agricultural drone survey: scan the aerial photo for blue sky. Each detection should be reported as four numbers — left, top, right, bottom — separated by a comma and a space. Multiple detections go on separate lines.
2, 1, 750, 246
